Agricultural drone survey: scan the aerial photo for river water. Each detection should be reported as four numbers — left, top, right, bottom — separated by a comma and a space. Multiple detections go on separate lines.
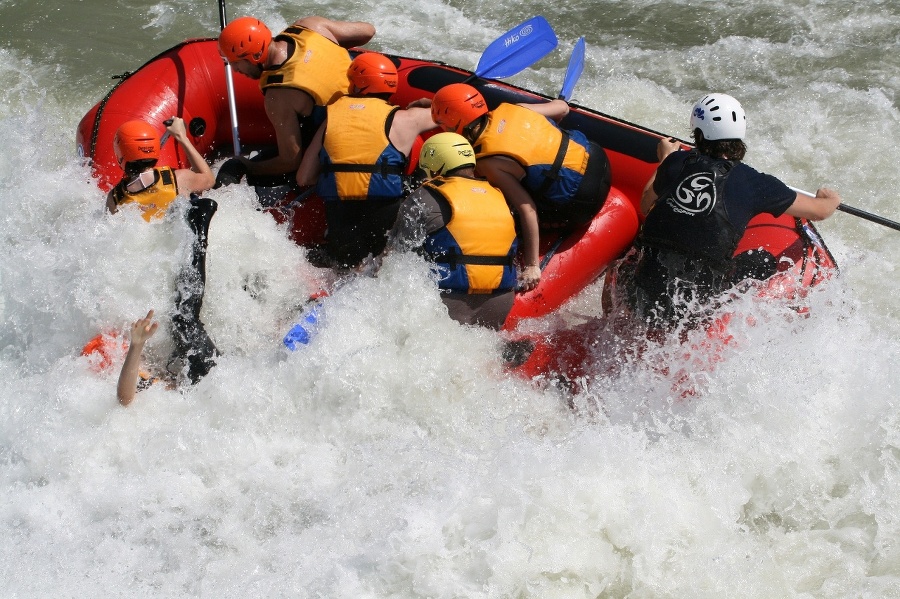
1, 0, 899, 596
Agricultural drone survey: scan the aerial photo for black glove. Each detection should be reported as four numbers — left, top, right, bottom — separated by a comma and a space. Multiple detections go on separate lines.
214, 157, 248, 188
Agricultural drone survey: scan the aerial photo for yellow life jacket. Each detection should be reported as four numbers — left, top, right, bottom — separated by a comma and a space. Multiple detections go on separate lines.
422, 176, 518, 294
258, 26, 351, 106
111, 167, 179, 221
473, 103, 589, 204
317, 96, 405, 201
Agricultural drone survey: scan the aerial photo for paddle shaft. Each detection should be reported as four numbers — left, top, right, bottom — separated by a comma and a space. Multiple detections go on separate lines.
837, 203, 900, 232
790, 186, 900, 232
218, 0, 242, 155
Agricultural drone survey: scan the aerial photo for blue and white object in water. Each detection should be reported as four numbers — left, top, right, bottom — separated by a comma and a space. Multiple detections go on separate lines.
283, 302, 323, 350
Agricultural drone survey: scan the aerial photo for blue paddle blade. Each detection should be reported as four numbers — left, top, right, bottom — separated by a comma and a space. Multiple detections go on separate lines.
283, 303, 323, 350
474, 16, 558, 80
559, 37, 586, 101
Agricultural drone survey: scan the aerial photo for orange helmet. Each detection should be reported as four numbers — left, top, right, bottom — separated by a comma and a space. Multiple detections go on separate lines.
431, 83, 488, 134
219, 16, 272, 65
347, 52, 398, 95
113, 120, 160, 170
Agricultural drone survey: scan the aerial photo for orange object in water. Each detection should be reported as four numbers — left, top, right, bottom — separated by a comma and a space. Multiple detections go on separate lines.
81, 332, 127, 373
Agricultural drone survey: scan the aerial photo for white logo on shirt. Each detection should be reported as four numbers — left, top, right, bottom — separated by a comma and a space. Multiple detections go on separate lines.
668, 172, 716, 215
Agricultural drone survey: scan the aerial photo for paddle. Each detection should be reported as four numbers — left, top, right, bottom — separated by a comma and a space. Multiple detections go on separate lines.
218, 0, 242, 155
558, 36, 585, 101
790, 186, 900, 232
532, 39, 587, 275
465, 16, 558, 82
284, 18, 559, 349
836, 204, 900, 231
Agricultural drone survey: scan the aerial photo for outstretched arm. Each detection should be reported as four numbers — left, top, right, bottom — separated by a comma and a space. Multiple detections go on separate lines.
168, 117, 215, 194
640, 138, 681, 216
118, 310, 158, 406
520, 99, 569, 123
295, 16, 375, 47
785, 187, 841, 221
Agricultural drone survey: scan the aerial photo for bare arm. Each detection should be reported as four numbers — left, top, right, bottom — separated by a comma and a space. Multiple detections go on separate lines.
168, 117, 215, 194
784, 187, 841, 221
476, 156, 541, 290
294, 16, 375, 47
519, 99, 569, 123
640, 138, 682, 216
117, 310, 158, 406
388, 107, 438, 156
296, 122, 326, 187
106, 188, 119, 214
242, 89, 310, 176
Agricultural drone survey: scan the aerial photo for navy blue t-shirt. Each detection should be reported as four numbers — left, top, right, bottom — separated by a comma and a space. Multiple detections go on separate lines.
653, 151, 797, 234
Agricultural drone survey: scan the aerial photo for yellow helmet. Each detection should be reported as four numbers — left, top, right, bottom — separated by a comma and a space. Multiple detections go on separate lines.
418, 132, 475, 178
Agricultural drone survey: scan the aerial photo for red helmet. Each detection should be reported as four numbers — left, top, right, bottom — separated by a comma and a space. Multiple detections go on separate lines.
431, 83, 488, 134
347, 52, 398, 95
219, 16, 272, 65
113, 120, 160, 170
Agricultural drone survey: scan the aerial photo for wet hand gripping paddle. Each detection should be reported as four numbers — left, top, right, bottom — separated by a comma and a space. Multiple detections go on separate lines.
159, 117, 174, 147
789, 186, 900, 232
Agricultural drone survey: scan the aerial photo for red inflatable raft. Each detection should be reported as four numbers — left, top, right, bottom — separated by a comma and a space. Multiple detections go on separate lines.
76, 38, 837, 346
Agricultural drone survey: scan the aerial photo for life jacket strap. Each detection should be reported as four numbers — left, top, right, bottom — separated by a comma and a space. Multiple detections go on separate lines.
537, 130, 571, 197
321, 162, 406, 177
427, 247, 514, 269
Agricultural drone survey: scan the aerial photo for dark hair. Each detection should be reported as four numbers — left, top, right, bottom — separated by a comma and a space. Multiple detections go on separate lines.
356, 91, 394, 101
692, 129, 746, 161
124, 158, 158, 178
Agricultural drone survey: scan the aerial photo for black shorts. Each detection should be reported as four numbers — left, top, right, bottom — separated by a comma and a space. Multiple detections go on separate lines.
324, 198, 404, 268
537, 141, 612, 228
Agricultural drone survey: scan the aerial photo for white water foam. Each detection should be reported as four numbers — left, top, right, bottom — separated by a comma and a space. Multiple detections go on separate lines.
2, 2, 900, 595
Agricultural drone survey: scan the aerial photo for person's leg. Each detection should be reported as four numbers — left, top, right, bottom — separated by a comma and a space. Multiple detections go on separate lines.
171, 196, 219, 385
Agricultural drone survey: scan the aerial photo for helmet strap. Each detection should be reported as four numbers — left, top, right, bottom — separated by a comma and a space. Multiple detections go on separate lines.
463, 116, 486, 141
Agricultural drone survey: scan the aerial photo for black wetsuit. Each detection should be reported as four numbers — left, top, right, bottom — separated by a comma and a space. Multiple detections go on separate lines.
170, 196, 219, 384
629, 150, 796, 326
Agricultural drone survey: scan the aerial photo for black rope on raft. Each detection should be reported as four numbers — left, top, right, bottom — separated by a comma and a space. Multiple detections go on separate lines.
86, 38, 218, 164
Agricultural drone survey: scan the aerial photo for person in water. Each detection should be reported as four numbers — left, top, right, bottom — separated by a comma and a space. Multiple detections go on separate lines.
106, 118, 219, 386
428, 83, 612, 291
215, 15, 376, 186
295, 52, 437, 267
383, 132, 518, 330
623, 92, 841, 327
105, 117, 214, 218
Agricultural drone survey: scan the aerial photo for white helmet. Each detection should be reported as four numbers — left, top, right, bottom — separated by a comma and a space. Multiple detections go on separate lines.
690, 93, 746, 141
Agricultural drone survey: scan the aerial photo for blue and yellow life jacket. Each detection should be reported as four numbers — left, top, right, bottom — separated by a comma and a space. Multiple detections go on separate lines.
316, 96, 406, 201
258, 26, 351, 106
422, 176, 518, 294
473, 103, 590, 206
